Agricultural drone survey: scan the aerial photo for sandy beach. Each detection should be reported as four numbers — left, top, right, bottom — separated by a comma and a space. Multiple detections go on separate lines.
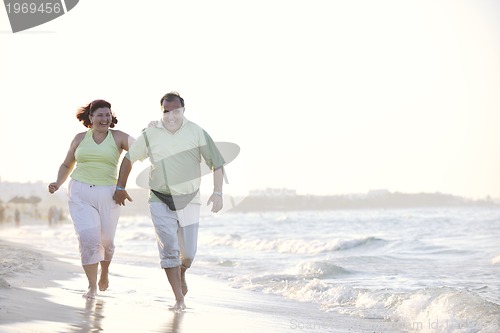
0, 225, 403, 333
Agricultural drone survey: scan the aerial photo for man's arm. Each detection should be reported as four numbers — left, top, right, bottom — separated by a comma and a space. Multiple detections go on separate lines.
113, 130, 149, 205
206, 167, 224, 213
113, 156, 133, 206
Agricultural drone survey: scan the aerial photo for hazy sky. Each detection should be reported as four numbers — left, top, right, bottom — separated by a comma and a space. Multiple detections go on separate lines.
1, 0, 500, 198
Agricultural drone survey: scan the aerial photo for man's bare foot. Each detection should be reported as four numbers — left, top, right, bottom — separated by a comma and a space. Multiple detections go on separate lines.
83, 287, 97, 299
169, 300, 186, 312
98, 271, 109, 291
181, 271, 188, 296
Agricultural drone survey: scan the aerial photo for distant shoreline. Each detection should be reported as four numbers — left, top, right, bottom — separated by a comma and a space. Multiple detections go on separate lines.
0, 181, 496, 215
120, 188, 497, 214
230, 190, 497, 212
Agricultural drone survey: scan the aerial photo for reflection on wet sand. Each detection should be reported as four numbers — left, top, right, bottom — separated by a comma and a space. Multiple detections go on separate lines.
71, 298, 105, 332
159, 311, 184, 333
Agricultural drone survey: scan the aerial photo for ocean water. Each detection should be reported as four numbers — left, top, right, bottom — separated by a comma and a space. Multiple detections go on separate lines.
2, 207, 500, 332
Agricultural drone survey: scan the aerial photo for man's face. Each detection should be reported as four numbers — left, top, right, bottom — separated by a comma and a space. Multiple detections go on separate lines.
161, 99, 184, 133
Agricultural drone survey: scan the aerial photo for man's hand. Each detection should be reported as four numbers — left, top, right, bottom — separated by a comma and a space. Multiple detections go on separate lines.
148, 120, 160, 128
113, 190, 133, 206
207, 193, 223, 213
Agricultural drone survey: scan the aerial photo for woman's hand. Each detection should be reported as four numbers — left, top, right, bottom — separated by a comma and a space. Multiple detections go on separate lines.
48, 182, 59, 194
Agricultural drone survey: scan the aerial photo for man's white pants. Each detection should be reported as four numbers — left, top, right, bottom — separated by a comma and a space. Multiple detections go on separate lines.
149, 202, 200, 269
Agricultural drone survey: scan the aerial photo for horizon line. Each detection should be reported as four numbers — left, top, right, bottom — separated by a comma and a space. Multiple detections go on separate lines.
0, 179, 496, 199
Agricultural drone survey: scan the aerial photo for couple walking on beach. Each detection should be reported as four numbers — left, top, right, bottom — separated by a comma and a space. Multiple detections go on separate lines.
48, 92, 225, 311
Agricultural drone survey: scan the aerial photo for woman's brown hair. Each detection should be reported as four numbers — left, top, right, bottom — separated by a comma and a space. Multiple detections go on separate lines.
76, 99, 118, 128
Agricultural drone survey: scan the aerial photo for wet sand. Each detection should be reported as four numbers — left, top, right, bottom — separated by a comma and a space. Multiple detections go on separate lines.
0, 237, 401, 333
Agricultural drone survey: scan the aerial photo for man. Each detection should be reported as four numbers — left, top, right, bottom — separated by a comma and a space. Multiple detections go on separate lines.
113, 91, 225, 311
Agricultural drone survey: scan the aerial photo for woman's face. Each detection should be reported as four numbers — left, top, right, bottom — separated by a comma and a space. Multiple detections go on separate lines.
90, 107, 112, 130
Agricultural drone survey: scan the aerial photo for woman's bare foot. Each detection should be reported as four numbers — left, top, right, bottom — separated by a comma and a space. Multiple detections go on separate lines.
98, 269, 109, 291
169, 300, 186, 312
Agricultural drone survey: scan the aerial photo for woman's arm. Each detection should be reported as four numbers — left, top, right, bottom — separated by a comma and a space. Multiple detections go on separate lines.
112, 130, 135, 152
48, 133, 83, 193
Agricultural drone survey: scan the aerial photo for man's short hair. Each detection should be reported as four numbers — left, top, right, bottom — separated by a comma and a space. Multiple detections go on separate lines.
160, 91, 185, 107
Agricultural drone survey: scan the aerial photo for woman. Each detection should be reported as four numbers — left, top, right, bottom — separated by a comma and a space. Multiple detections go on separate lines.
48, 99, 132, 299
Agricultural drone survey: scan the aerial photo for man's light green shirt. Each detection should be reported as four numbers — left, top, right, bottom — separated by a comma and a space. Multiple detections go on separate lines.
127, 118, 225, 203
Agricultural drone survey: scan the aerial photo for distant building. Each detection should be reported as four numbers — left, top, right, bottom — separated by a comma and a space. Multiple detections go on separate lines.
0, 180, 68, 216
249, 188, 297, 197
367, 189, 391, 197
0, 180, 49, 202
